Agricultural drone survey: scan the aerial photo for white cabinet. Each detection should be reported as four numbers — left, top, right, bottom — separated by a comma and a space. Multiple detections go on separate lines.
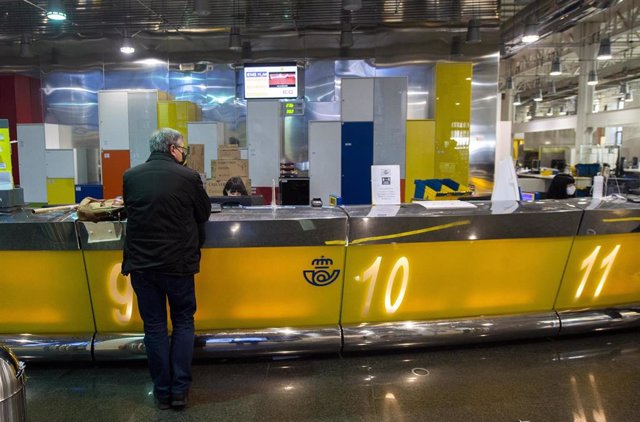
98, 89, 160, 168
309, 121, 341, 205
247, 101, 281, 187
17, 124, 47, 202
341, 78, 374, 122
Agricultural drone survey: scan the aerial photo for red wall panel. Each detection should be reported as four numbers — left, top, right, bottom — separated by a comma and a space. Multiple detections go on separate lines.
102, 150, 130, 199
0, 75, 44, 186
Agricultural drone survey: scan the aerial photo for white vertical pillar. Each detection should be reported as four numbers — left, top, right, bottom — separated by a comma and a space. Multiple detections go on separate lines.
575, 23, 599, 149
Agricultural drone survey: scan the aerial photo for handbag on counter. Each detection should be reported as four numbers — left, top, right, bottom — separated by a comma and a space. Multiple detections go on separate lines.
76, 197, 126, 222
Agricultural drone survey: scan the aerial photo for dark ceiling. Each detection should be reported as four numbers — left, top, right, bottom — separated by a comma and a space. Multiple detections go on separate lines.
0, 0, 505, 66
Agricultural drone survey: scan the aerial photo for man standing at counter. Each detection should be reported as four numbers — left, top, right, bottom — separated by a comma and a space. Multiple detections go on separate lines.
122, 128, 211, 410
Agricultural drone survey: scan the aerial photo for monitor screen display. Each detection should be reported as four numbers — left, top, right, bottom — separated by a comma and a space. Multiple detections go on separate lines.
243, 63, 298, 99
209, 195, 264, 208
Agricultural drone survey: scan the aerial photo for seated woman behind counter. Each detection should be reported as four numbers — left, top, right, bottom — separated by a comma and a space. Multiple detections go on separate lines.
547, 173, 577, 199
223, 177, 248, 197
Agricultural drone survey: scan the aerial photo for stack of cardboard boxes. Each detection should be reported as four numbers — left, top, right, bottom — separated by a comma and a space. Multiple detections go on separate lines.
205, 145, 251, 196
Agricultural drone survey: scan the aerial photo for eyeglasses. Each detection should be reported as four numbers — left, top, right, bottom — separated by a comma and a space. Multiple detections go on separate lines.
174, 145, 190, 155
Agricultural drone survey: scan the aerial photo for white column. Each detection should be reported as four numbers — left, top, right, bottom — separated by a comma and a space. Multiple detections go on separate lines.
575, 23, 599, 149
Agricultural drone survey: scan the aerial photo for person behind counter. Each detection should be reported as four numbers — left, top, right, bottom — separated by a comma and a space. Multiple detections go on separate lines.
122, 128, 211, 410
547, 173, 577, 199
223, 176, 248, 196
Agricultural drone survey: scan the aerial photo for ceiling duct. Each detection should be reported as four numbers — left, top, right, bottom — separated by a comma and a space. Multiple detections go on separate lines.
501, 0, 606, 57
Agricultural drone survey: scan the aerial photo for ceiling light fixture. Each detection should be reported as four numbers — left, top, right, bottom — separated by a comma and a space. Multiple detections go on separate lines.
340, 16, 354, 48
549, 81, 557, 95
522, 17, 539, 43
340, 28, 353, 48
342, 0, 362, 11
513, 93, 522, 106
120, 35, 135, 54
466, 19, 481, 44
597, 38, 612, 60
549, 57, 561, 76
47, 0, 67, 21
229, 26, 242, 51
534, 89, 543, 102
587, 70, 598, 86
193, 0, 211, 16
19, 34, 33, 58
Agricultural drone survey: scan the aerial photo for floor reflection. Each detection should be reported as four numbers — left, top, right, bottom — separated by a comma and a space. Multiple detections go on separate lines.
24, 330, 640, 422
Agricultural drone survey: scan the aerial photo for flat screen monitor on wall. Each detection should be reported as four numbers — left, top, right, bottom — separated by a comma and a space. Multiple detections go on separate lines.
243, 63, 298, 99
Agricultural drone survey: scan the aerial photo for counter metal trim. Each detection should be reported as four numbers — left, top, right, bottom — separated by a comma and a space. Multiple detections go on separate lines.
558, 304, 640, 334
0, 334, 93, 360
0, 222, 79, 251
346, 212, 582, 244
342, 312, 560, 351
77, 208, 349, 250
203, 218, 348, 248
93, 326, 342, 359
578, 208, 640, 236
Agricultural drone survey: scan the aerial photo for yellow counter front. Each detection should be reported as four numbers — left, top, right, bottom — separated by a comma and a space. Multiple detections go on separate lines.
1, 199, 640, 360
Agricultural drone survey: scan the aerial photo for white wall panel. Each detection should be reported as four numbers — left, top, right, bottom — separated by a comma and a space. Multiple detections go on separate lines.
45, 149, 75, 179
309, 121, 341, 204
99, 91, 130, 150
247, 101, 281, 186
17, 124, 47, 203
128, 91, 158, 168
374, 77, 407, 177
341, 78, 374, 122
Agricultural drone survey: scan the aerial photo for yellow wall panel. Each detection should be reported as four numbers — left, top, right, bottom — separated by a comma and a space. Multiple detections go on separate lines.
157, 100, 201, 145
46, 177, 76, 204
0, 251, 95, 333
0, 127, 12, 186
405, 120, 435, 201
341, 237, 574, 324
434, 63, 472, 186
555, 234, 640, 310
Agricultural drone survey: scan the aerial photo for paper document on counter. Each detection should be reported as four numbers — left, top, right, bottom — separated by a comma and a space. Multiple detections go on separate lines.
366, 205, 401, 217
414, 200, 477, 209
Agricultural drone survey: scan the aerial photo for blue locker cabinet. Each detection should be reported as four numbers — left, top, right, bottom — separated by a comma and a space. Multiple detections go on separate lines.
341, 122, 374, 205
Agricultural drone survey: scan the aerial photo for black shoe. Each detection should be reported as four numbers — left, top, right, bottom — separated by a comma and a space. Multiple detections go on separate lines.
156, 396, 171, 410
171, 391, 189, 408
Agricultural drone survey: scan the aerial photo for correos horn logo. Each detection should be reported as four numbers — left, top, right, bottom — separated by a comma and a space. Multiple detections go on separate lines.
303, 256, 340, 287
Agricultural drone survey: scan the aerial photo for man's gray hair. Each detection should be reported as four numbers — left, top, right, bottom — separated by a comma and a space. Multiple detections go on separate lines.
149, 128, 183, 153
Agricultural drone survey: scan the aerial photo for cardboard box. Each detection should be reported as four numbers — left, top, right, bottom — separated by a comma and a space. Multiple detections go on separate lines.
205, 180, 225, 196
186, 144, 204, 173
205, 177, 251, 196
212, 159, 249, 180
218, 145, 241, 160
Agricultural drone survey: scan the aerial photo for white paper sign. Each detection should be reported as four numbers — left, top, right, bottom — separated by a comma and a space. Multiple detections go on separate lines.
371, 165, 401, 205
414, 200, 477, 209
366, 205, 401, 217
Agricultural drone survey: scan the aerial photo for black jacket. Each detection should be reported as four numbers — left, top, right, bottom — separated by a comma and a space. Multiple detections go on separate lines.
122, 151, 211, 276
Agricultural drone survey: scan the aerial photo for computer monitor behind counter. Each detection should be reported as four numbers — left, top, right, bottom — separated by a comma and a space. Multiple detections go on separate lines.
209, 195, 264, 208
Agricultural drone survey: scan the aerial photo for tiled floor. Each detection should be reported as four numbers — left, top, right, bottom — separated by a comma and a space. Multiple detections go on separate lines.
24, 330, 640, 421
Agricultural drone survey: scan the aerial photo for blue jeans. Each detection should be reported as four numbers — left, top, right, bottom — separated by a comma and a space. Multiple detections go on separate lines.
130, 271, 196, 398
